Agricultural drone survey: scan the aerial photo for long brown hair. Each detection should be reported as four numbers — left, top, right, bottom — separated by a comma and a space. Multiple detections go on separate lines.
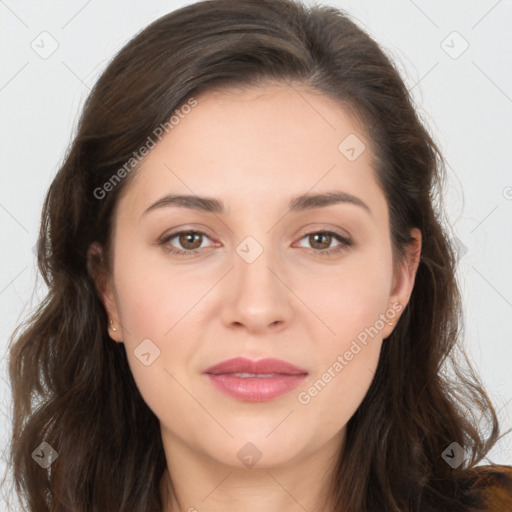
6, 1, 505, 510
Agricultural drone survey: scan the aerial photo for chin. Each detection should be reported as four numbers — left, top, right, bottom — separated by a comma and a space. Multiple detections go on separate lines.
204, 430, 308, 469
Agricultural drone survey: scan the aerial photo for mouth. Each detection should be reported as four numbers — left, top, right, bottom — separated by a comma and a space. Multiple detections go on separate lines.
203, 357, 308, 402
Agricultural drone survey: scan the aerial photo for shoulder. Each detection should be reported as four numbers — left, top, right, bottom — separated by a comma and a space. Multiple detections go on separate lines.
466, 464, 512, 512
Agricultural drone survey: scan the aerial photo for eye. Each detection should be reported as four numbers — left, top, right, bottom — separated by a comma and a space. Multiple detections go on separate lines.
160, 230, 214, 256
295, 230, 353, 256
159, 228, 353, 257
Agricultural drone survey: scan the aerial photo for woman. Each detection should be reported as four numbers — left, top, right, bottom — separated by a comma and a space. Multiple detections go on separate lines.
7, 0, 511, 511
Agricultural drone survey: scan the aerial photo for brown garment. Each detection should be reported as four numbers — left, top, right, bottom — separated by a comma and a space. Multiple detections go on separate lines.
470, 465, 512, 511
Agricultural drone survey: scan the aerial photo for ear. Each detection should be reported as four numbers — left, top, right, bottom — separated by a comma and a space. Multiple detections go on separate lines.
381, 227, 422, 339
87, 242, 123, 342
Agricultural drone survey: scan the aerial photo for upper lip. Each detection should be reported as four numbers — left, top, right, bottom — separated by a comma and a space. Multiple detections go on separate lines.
204, 357, 308, 375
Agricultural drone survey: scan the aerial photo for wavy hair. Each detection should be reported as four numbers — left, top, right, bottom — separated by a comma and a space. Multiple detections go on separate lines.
7, 0, 504, 510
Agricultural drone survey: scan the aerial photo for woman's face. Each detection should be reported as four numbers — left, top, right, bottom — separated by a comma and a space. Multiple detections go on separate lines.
93, 83, 419, 470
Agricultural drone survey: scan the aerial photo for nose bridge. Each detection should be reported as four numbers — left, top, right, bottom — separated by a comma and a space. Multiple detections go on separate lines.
223, 232, 292, 331
235, 232, 282, 299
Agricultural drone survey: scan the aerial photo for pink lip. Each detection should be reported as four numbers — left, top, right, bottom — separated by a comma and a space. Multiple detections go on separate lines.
204, 357, 308, 375
203, 357, 308, 402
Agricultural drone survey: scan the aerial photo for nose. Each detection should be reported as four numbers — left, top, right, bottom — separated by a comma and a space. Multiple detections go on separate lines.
220, 240, 294, 334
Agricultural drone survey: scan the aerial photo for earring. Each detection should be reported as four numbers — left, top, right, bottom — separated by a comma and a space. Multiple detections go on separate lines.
110, 319, 117, 332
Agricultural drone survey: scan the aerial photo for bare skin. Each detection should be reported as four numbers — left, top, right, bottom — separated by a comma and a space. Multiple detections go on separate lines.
89, 82, 421, 512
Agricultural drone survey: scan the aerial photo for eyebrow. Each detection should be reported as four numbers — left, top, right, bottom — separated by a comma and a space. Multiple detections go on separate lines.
142, 191, 371, 217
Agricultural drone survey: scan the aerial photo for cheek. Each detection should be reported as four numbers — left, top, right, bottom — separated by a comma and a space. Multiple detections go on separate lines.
110, 250, 196, 412
293, 250, 391, 428
296, 318, 383, 438
298, 341, 382, 441
113, 268, 195, 424
299, 246, 393, 343
112, 242, 209, 339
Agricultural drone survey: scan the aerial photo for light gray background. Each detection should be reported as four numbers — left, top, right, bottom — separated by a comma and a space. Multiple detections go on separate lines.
1, 0, 511, 506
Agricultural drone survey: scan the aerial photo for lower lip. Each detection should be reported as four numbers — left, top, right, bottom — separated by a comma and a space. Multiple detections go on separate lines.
205, 373, 308, 402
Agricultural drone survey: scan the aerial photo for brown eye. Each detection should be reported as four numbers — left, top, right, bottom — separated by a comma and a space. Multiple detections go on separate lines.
308, 232, 332, 250
160, 230, 213, 256
178, 231, 203, 250
296, 230, 353, 256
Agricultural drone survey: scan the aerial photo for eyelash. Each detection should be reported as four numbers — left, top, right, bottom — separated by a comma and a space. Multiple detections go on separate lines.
159, 229, 353, 257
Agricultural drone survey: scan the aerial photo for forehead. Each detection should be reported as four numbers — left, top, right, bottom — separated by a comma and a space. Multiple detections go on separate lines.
116, 83, 386, 222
